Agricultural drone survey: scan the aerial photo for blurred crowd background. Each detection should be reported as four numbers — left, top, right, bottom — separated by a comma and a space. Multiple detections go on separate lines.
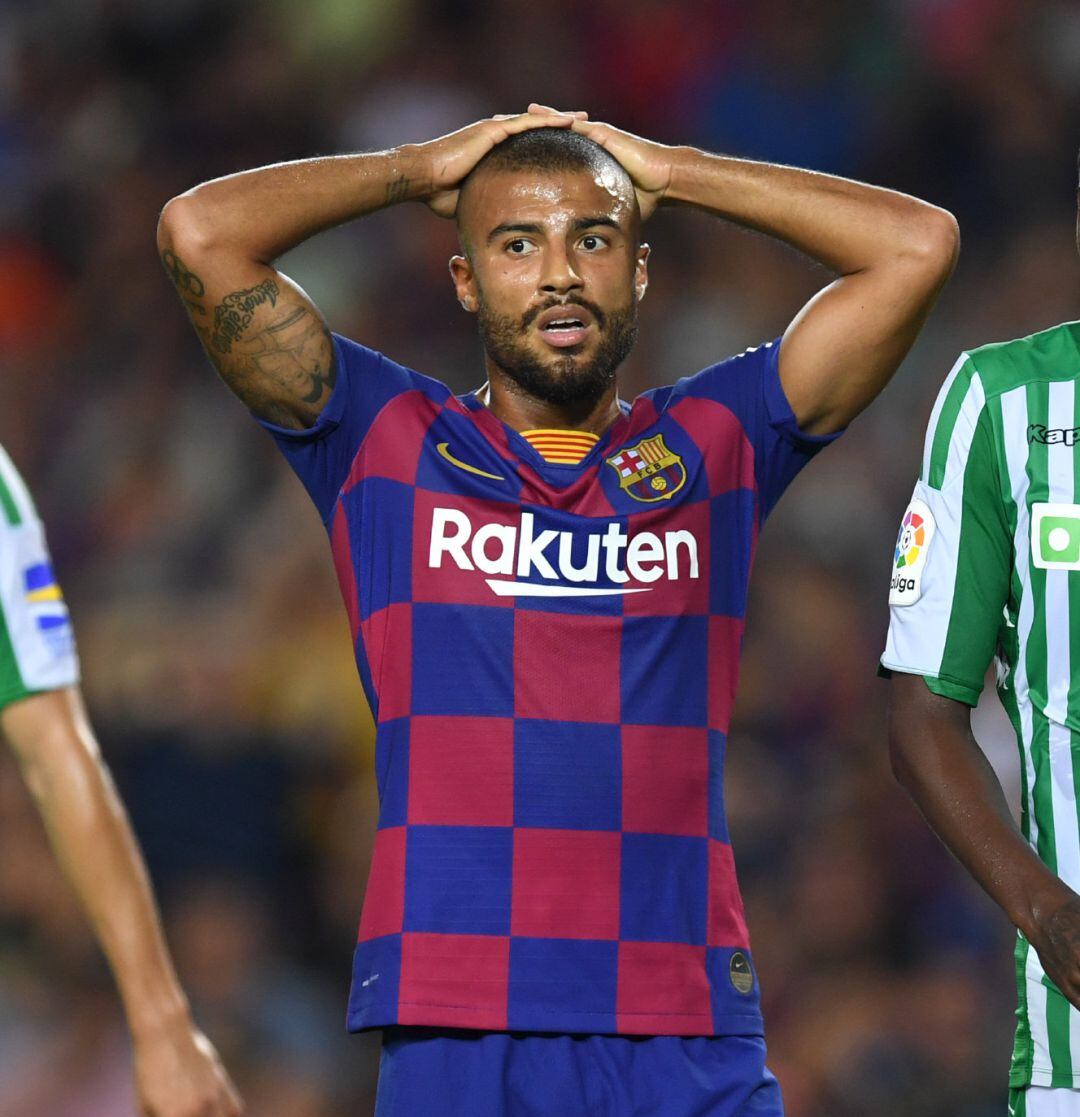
2, 0, 1079, 1113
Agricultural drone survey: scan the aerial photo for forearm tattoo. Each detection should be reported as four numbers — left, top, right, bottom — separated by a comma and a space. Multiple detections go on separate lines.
386, 176, 411, 204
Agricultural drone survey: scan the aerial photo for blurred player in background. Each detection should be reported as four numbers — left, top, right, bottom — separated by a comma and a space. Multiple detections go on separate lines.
158, 105, 957, 1115
0, 444, 240, 1116
882, 157, 1080, 1117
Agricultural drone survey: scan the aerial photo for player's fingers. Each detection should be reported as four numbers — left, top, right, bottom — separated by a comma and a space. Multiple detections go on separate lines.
527, 102, 588, 119
493, 111, 575, 140
491, 108, 571, 123
569, 118, 611, 143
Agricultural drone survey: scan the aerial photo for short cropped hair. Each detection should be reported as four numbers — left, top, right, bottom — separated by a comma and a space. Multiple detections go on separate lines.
456, 128, 634, 249
467, 127, 626, 183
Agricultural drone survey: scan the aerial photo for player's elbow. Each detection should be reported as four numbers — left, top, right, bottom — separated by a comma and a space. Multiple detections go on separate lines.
156, 192, 218, 259
902, 205, 961, 282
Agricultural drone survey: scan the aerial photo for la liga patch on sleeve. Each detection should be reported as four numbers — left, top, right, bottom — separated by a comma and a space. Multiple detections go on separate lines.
889, 497, 935, 606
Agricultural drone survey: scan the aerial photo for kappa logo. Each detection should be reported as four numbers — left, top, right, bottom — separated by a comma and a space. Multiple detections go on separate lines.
1028, 424, 1080, 447
606, 434, 687, 503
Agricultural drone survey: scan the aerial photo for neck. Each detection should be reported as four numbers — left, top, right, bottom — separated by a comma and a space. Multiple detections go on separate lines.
480, 363, 624, 435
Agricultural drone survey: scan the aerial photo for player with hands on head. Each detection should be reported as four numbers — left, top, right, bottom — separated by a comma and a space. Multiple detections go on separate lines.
882, 152, 1080, 1117
0, 447, 241, 1117
159, 106, 957, 1116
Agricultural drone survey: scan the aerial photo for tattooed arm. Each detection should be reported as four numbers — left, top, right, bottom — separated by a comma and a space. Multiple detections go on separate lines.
158, 218, 335, 429
156, 109, 582, 428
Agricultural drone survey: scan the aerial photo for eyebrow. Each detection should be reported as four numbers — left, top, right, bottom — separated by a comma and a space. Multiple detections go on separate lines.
485, 216, 622, 245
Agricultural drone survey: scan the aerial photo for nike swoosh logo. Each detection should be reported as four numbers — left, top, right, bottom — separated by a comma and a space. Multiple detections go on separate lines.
436, 442, 505, 481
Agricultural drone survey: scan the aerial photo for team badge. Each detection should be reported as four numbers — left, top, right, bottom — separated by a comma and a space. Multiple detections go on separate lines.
606, 434, 686, 503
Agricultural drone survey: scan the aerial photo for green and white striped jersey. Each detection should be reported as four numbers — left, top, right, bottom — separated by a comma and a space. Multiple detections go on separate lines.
0, 443, 78, 710
881, 320, 1080, 1089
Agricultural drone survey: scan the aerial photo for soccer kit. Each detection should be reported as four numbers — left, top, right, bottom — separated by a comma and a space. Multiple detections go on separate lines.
880, 322, 1080, 1112
259, 332, 838, 1114
0, 444, 79, 711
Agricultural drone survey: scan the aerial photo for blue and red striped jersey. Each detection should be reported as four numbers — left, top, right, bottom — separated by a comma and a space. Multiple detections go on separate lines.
259, 332, 839, 1037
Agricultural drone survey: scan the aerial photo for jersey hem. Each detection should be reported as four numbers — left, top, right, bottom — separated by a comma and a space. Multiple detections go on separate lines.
0, 684, 53, 713
877, 659, 982, 706
759, 336, 846, 452
347, 1003, 764, 1038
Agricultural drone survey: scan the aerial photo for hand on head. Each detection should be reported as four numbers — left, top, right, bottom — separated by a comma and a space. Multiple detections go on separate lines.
416, 106, 671, 223
420, 107, 587, 218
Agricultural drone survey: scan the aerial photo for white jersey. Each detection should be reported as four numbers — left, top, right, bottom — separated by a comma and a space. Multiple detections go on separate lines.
0, 444, 78, 709
882, 323, 1080, 1089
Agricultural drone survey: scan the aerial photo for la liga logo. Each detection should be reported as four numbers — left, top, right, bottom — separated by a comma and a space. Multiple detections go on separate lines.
889, 496, 935, 606
894, 508, 926, 569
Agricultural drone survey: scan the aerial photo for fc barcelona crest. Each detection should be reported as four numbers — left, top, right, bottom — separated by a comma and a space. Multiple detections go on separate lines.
606, 434, 687, 503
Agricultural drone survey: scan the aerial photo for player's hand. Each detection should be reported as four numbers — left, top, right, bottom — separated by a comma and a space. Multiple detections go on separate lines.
133, 1019, 243, 1117
566, 114, 676, 221
418, 107, 588, 218
1029, 889, 1080, 1009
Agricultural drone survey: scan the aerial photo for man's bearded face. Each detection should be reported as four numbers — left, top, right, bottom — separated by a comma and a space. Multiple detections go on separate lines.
476, 292, 638, 406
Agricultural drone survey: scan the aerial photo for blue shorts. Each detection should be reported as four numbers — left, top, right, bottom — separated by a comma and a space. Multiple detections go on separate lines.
375, 1028, 784, 1117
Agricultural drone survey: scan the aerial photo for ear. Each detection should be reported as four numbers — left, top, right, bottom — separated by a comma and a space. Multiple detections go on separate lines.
634, 243, 651, 302
449, 255, 478, 312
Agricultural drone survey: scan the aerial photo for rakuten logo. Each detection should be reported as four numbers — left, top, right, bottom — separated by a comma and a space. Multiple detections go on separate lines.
428, 508, 700, 597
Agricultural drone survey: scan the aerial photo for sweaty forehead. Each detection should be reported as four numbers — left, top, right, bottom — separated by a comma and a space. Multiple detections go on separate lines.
457, 167, 638, 250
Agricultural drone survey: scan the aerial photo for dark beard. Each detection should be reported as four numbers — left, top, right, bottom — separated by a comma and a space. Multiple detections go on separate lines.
477, 296, 638, 407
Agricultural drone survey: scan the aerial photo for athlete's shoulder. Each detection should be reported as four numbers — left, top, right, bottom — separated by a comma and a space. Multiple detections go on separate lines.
0, 441, 39, 530
636, 337, 778, 414
961, 319, 1080, 400
332, 333, 455, 406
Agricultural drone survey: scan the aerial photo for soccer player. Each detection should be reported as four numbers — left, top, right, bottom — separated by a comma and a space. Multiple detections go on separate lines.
0, 444, 240, 1116
157, 105, 957, 1115
882, 169, 1080, 1116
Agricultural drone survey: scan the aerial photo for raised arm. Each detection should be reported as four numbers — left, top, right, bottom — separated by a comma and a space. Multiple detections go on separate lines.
2, 687, 241, 1117
568, 113, 959, 434
888, 675, 1080, 1008
157, 109, 584, 429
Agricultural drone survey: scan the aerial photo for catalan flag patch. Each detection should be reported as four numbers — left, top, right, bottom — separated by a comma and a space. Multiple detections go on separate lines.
521, 428, 599, 465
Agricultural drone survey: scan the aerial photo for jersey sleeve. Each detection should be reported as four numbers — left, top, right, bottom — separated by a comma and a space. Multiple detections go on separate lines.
0, 448, 79, 710
667, 337, 842, 520
255, 333, 434, 523
880, 358, 1010, 706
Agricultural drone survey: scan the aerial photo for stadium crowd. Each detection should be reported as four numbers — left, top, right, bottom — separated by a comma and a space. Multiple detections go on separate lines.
1, 0, 1079, 1113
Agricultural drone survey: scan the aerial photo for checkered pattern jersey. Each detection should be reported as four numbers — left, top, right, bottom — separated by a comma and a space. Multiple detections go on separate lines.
258, 333, 839, 1037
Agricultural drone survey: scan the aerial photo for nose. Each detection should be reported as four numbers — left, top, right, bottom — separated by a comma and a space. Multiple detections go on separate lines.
538, 242, 583, 296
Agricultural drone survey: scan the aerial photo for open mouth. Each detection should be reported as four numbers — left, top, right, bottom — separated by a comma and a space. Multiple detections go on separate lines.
536, 306, 594, 349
